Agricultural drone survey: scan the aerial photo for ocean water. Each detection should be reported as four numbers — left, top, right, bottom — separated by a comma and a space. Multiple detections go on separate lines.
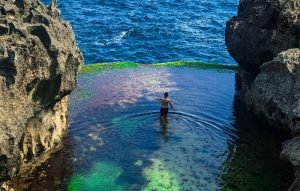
42, 0, 237, 65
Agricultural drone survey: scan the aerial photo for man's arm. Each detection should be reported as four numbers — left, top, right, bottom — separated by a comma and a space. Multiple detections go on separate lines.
156, 96, 164, 101
169, 101, 175, 111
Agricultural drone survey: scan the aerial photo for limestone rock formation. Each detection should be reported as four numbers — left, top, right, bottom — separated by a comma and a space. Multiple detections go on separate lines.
226, 0, 300, 72
246, 49, 300, 133
0, 0, 83, 182
243, 49, 300, 190
226, 0, 300, 190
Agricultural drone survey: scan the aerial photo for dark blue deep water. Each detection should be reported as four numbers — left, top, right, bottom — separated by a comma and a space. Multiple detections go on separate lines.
42, 0, 237, 64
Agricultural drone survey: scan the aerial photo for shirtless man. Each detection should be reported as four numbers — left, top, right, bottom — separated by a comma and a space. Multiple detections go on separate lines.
157, 92, 175, 118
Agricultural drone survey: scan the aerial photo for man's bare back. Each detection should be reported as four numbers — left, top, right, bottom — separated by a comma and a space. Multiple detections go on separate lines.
157, 92, 175, 118
160, 98, 171, 108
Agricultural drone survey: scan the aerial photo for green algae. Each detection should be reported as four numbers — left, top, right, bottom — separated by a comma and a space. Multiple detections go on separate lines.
68, 162, 124, 191
79, 61, 237, 74
152, 61, 237, 70
80, 62, 139, 74
142, 159, 180, 191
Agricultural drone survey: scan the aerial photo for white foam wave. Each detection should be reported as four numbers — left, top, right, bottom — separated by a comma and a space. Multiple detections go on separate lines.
179, 20, 223, 43
95, 29, 134, 46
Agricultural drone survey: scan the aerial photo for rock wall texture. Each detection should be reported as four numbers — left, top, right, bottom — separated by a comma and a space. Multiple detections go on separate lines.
0, 0, 83, 183
226, 0, 300, 190
242, 49, 300, 133
226, 0, 300, 73
281, 136, 300, 190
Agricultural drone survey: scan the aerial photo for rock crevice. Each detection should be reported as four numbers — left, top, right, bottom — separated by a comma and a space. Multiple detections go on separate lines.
226, 0, 300, 73
0, 0, 83, 184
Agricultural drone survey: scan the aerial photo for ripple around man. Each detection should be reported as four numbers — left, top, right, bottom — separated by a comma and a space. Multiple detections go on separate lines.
62, 66, 293, 190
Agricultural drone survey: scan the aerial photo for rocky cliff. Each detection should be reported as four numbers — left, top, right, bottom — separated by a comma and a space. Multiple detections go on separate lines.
226, 0, 300, 73
0, 0, 83, 184
226, 0, 300, 190
246, 49, 300, 133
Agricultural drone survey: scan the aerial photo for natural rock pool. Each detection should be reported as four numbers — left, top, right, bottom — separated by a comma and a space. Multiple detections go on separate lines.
21, 64, 293, 191
1, 0, 297, 190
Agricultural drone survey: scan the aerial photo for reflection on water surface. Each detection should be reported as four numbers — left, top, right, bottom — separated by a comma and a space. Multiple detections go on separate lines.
13, 67, 293, 191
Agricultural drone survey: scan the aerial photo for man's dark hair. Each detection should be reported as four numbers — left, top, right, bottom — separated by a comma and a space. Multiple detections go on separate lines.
164, 92, 168, 98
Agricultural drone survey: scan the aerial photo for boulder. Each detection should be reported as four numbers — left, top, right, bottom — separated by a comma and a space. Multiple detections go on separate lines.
0, 0, 83, 181
245, 49, 300, 134
226, 0, 300, 189
245, 48, 300, 190
226, 0, 300, 73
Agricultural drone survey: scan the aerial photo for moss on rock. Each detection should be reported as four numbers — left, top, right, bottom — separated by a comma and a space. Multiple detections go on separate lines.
80, 62, 138, 74
80, 61, 237, 75
142, 159, 180, 191
152, 61, 237, 70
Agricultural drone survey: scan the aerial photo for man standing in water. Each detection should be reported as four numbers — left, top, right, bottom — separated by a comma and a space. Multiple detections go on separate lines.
157, 92, 175, 119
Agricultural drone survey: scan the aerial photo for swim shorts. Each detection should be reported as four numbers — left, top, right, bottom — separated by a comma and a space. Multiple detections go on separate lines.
160, 108, 169, 116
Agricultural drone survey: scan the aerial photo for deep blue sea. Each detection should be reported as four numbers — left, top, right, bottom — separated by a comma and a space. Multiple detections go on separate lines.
42, 0, 237, 65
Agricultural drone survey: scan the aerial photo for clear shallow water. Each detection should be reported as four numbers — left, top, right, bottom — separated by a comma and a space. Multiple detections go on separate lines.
21, 67, 293, 191
68, 67, 235, 191
42, 0, 237, 65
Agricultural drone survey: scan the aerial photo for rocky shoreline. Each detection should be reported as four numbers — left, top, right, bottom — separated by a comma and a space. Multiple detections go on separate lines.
226, 0, 300, 190
0, 0, 83, 187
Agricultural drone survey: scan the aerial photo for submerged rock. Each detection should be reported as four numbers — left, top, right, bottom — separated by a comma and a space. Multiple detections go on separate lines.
0, 0, 83, 184
68, 162, 124, 191
142, 159, 180, 191
226, 0, 300, 73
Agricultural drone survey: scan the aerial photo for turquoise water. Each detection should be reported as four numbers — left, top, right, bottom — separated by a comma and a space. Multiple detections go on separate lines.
21, 66, 293, 190
69, 66, 236, 190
